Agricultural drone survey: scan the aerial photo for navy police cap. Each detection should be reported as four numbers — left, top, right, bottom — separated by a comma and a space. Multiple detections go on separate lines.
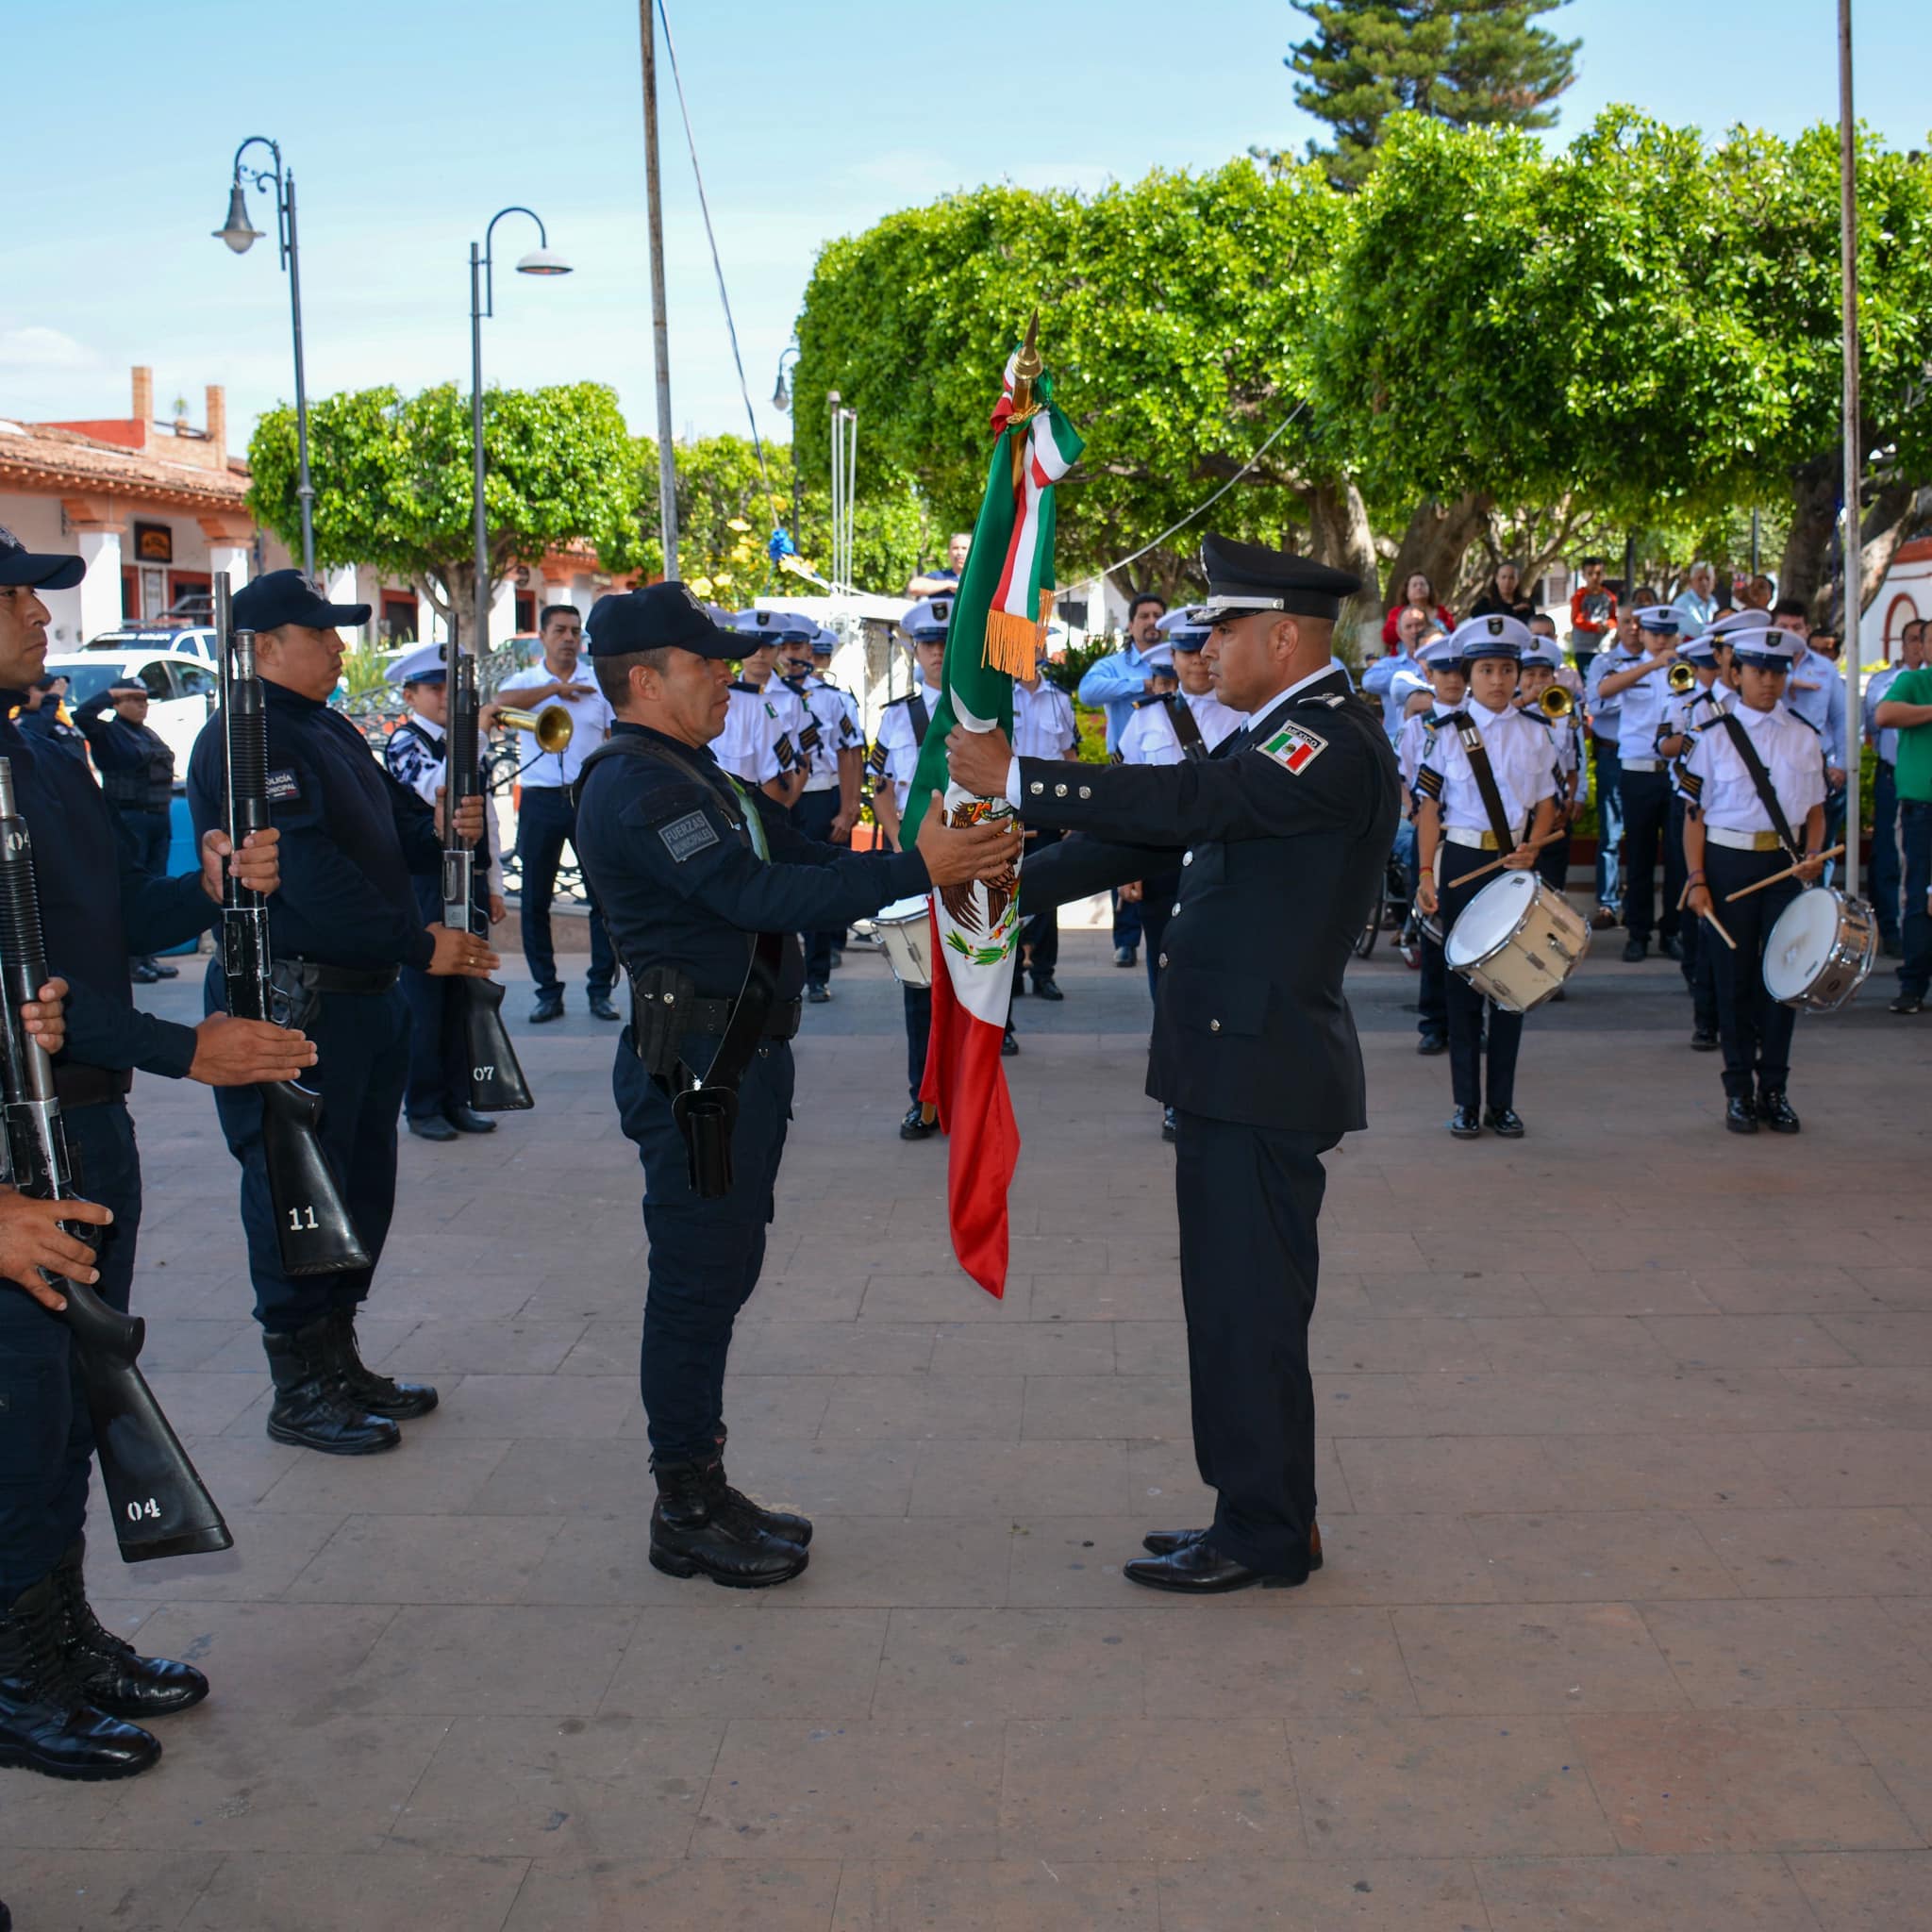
0, 523, 85, 591
233, 568, 371, 633
1198, 533, 1360, 624
584, 581, 740, 659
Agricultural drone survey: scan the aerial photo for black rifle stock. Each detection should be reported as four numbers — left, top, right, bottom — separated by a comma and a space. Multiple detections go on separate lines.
442, 639, 532, 1112
216, 574, 370, 1275
0, 758, 231, 1562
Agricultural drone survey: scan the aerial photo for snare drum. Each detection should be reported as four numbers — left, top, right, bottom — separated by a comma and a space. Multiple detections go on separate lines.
863, 895, 934, 991
1762, 886, 1875, 1011
1444, 871, 1591, 1014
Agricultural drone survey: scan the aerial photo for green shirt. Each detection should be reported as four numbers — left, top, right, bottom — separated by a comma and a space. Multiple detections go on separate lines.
1891, 667, 1932, 802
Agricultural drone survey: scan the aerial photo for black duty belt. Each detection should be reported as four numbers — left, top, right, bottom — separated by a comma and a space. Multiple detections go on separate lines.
280, 958, 400, 995
684, 995, 801, 1041
54, 1062, 134, 1108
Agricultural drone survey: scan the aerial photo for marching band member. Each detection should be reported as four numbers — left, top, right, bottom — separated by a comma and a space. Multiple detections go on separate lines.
1680, 625, 1827, 1134
1595, 605, 1688, 961
1397, 635, 1467, 1056
1515, 637, 1582, 898
1009, 637, 1080, 1001
776, 622, 864, 1003
1414, 615, 1561, 1139
1657, 624, 1738, 1051
715, 614, 807, 808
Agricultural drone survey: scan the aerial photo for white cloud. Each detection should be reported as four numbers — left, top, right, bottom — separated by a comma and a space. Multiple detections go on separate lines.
0, 325, 103, 372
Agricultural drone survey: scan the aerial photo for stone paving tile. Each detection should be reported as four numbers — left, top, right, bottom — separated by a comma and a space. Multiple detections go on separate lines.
1641, 1596, 1932, 1707
832, 1858, 1158, 1930
425, 1372, 637, 1438
732, 1320, 941, 1375
1818, 1312, 1932, 1364
1392, 1601, 1688, 1714
1641, 1313, 1857, 1367
619, 1374, 834, 1441
375, 1316, 591, 1376
256, 1435, 512, 1516
1463, 1510, 1740, 1601
821, 1373, 1025, 1441
1569, 1710, 1921, 1852
1156, 1857, 1487, 1932
288, 1512, 564, 1606
1740, 1430, 1932, 1507
1141, 1605, 1419, 1718
1837, 1707, 1932, 1840
929, 1320, 1116, 1377
598, 1607, 888, 1720
872, 1607, 1150, 1718
1308, 1314, 1494, 1374
1690, 1507, 1932, 1598
507, 1858, 841, 1932
125, 1602, 398, 1710
335, 1604, 637, 1715
1474, 1851, 1824, 1931
909, 1439, 1129, 1517
180, 1851, 529, 1932
1019, 1373, 1191, 1441
101, 1510, 347, 1603
1787, 1850, 1932, 1930
0, 1851, 223, 1930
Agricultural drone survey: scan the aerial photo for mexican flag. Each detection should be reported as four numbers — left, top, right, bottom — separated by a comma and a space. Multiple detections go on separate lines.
901, 329, 1085, 1297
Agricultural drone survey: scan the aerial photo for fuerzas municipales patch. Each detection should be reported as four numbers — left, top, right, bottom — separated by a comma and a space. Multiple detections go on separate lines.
658, 809, 721, 864
265, 768, 301, 803
1259, 721, 1327, 774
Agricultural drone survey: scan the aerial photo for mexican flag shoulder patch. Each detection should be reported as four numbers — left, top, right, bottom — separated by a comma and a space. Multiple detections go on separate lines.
1259, 720, 1327, 774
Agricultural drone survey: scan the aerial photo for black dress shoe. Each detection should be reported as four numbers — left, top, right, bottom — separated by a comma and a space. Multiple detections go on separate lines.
1416, 1033, 1446, 1057
528, 993, 565, 1024
806, 981, 830, 1004
1757, 1089, 1801, 1134
1483, 1107, 1525, 1138
1622, 938, 1648, 962
262, 1322, 403, 1455
443, 1106, 497, 1134
1031, 976, 1064, 1001
1113, 946, 1138, 968
1659, 934, 1684, 961
147, 958, 180, 979
1142, 1524, 1324, 1572
1002, 1030, 1020, 1057
1690, 1028, 1719, 1051
1124, 1538, 1309, 1594
1724, 1097, 1759, 1135
1891, 994, 1924, 1015
899, 1104, 938, 1141
408, 1114, 458, 1142
128, 962, 161, 984
1448, 1107, 1483, 1140
648, 1461, 808, 1589
1160, 1106, 1177, 1142
0, 1573, 159, 1782
52, 1541, 207, 1721
588, 993, 622, 1022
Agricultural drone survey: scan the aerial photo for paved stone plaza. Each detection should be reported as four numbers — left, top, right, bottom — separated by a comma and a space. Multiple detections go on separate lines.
4, 926, 1931, 1930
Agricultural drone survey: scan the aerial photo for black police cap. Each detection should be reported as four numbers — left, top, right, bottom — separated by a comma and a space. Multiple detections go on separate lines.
1199, 533, 1360, 623
584, 581, 741, 659
0, 524, 84, 591
232, 568, 372, 633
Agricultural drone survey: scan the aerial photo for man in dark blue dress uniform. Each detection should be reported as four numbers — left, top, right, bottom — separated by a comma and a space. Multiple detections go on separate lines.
0, 526, 305, 1783
188, 572, 497, 1457
573, 584, 1016, 1591
949, 534, 1399, 1593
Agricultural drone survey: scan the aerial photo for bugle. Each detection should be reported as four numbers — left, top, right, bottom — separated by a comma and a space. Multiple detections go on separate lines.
0, 758, 232, 1562
494, 706, 573, 755
1667, 660, 1697, 693
1539, 685, 1574, 721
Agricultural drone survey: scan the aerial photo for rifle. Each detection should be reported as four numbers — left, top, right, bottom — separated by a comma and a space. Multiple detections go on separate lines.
441, 632, 533, 1111
0, 758, 231, 1562
216, 574, 370, 1276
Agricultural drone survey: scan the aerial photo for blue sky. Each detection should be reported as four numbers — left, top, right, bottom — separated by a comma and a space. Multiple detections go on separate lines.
3, 0, 1923, 456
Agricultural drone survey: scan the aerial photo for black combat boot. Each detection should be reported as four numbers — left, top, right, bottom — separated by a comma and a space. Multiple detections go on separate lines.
325, 1307, 439, 1419
706, 1444, 813, 1548
263, 1321, 402, 1455
648, 1460, 809, 1589
0, 1572, 159, 1781
53, 1538, 207, 1720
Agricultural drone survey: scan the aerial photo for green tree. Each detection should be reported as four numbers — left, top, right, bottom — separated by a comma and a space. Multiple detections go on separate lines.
247, 381, 648, 635
1276, 1, 1578, 190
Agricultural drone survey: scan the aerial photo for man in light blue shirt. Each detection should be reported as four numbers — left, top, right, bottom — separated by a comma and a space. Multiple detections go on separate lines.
1672, 562, 1718, 632
1362, 604, 1432, 737
1584, 605, 1637, 918
1076, 590, 1166, 964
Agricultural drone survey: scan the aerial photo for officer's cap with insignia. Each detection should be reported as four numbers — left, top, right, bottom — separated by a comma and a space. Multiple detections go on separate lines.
1731, 627, 1800, 672
0, 523, 85, 591
1676, 633, 1720, 666
810, 624, 838, 656
233, 567, 371, 632
730, 607, 816, 643
386, 642, 447, 688
898, 596, 953, 647
1156, 605, 1211, 652
1450, 612, 1531, 664
1707, 608, 1774, 646
584, 581, 741, 659
1635, 605, 1682, 636
1197, 533, 1360, 623
1417, 635, 1466, 671
1519, 638, 1565, 671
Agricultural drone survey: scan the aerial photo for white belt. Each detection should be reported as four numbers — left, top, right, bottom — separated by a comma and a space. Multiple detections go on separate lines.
1621, 758, 1661, 774
1707, 825, 1785, 853
1444, 825, 1525, 850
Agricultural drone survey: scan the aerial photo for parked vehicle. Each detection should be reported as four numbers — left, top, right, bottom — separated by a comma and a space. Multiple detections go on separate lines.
42, 649, 220, 781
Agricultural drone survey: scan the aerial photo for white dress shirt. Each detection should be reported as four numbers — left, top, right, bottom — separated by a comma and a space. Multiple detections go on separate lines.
1416, 698, 1557, 837
872, 675, 938, 809
1011, 676, 1078, 759
1680, 699, 1826, 834
713, 681, 791, 785
495, 663, 613, 788
1115, 688, 1246, 766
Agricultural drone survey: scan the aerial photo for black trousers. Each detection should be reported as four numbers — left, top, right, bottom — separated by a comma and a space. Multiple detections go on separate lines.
208, 965, 410, 1331
0, 1103, 142, 1604
1669, 800, 1701, 992
118, 807, 171, 958
1418, 931, 1447, 1041
903, 984, 931, 1103
1704, 845, 1802, 1101
791, 789, 844, 982
1441, 842, 1524, 1112
1021, 826, 1062, 979
1174, 1110, 1335, 1574
516, 786, 617, 1000
1111, 890, 1141, 952
1620, 768, 1683, 945
616, 1036, 793, 1465
401, 874, 485, 1121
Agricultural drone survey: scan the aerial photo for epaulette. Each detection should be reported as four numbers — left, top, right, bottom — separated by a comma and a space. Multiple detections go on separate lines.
1296, 691, 1348, 709
882, 693, 912, 709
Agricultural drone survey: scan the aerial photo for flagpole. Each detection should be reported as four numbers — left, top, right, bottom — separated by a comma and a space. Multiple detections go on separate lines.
1839, 0, 1862, 897
640, 0, 679, 577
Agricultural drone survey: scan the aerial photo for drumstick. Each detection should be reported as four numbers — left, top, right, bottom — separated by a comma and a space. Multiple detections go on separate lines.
1699, 906, 1738, 950
1451, 829, 1568, 891
1723, 843, 1845, 904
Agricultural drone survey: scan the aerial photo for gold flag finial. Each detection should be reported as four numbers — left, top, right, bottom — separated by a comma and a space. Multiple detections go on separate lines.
1009, 312, 1041, 419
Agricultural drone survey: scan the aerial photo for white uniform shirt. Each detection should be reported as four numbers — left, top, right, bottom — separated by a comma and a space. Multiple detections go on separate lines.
1115, 688, 1245, 767
714, 680, 791, 786
1585, 648, 1631, 744
784, 675, 860, 793
1416, 698, 1557, 837
1609, 652, 1680, 767
383, 709, 501, 891
1395, 708, 1446, 794
1680, 699, 1826, 834
494, 663, 613, 789
870, 675, 938, 810
1011, 677, 1078, 760
1520, 700, 1581, 799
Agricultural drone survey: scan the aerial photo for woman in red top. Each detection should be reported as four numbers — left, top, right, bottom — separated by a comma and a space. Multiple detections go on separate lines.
1381, 570, 1455, 647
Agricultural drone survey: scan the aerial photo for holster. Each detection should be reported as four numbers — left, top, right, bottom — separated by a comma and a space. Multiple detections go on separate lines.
672, 1085, 739, 1198
629, 964, 697, 1079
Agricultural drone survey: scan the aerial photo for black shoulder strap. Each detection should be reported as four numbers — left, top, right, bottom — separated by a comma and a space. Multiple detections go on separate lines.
1165, 693, 1208, 762
1453, 714, 1517, 848
1712, 712, 1800, 858
573, 734, 753, 848
908, 691, 931, 747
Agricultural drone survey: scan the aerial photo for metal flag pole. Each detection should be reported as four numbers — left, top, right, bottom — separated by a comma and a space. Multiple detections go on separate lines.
641, 0, 679, 577
1839, 0, 1863, 898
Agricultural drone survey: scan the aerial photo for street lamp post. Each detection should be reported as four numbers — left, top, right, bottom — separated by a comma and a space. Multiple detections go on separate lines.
468, 208, 572, 662
773, 344, 801, 541
215, 137, 315, 578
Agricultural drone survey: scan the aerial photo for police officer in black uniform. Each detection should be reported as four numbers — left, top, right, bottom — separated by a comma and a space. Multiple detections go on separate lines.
75, 675, 181, 982
0, 525, 307, 1783
187, 571, 496, 1457
947, 534, 1398, 1594
572, 585, 1015, 1590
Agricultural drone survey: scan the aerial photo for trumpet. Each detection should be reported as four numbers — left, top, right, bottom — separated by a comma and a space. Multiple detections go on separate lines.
493, 705, 574, 754
1539, 684, 1574, 720
1667, 660, 1697, 693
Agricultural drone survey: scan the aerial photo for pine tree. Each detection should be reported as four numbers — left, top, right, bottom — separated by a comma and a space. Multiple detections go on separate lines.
1274, 1, 1579, 189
